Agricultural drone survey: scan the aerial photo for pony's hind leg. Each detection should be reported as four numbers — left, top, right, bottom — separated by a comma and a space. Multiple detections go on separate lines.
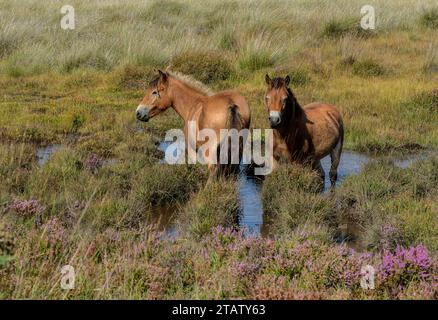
313, 160, 325, 191
329, 137, 343, 187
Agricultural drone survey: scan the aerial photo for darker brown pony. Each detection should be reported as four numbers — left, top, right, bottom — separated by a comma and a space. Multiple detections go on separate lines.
136, 70, 251, 176
264, 75, 344, 186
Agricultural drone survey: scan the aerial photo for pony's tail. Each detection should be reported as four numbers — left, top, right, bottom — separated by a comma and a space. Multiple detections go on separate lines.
226, 104, 245, 131
217, 104, 244, 176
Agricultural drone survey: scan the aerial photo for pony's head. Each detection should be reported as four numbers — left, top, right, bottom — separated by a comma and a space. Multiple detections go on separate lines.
264, 74, 296, 128
136, 70, 173, 122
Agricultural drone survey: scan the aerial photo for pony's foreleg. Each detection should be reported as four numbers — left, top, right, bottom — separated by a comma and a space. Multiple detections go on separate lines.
206, 142, 220, 182
329, 136, 343, 187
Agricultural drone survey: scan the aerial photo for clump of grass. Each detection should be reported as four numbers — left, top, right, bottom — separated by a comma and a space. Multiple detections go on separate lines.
323, 19, 352, 38
263, 164, 322, 200
70, 114, 86, 133
337, 157, 438, 253
77, 132, 121, 158
287, 69, 312, 86
352, 59, 385, 77
407, 89, 438, 111
262, 164, 333, 234
131, 164, 208, 208
354, 140, 425, 155
143, 0, 186, 23
171, 50, 232, 84
340, 55, 357, 67
323, 17, 375, 39
3, 45, 53, 77
218, 31, 237, 51
419, 8, 438, 29
322, 18, 357, 38
238, 51, 275, 72
178, 179, 239, 238
115, 64, 155, 89
0, 35, 17, 58
61, 52, 114, 73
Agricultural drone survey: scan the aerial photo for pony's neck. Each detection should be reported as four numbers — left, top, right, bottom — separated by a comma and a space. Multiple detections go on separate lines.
168, 77, 207, 121
277, 94, 304, 139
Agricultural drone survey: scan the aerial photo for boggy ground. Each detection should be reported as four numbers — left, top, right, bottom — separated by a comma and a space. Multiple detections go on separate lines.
0, 0, 437, 299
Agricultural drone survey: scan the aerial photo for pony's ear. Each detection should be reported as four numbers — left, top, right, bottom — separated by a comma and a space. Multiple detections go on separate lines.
284, 75, 290, 86
265, 74, 271, 86
157, 69, 168, 84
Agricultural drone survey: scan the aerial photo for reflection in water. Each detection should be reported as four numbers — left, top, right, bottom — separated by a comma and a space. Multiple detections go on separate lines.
320, 151, 427, 191
320, 151, 369, 191
238, 173, 264, 237
36, 144, 61, 166
150, 204, 178, 238
335, 218, 364, 251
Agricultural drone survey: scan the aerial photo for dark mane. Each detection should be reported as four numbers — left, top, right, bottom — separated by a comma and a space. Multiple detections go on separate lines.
271, 77, 303, 119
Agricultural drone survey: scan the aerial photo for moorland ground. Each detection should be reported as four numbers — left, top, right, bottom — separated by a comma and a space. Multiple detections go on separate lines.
0, 0, 437, 299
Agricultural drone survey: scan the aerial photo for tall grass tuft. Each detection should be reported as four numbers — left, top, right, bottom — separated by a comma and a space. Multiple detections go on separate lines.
171, 51, 233, 84
419, 8, 438, 29
351, 59, 385, 77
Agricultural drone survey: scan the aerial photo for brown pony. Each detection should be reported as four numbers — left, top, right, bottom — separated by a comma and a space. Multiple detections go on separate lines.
264, 75, 344, 186
136, 70, 251, 175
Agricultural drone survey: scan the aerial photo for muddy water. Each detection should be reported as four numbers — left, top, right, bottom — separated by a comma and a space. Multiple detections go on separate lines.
36, 144, 62, 166
149, 204, 178, 238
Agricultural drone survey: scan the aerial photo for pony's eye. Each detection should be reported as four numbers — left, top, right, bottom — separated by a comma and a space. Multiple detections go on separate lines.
152, 90, 158, 96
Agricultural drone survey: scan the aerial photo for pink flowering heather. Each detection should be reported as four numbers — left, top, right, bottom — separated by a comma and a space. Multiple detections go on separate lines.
230, 260, 260, 280
9, 198, 45, 217
379, 223, 401, 250
43, 218, 67, 246
85, 154, 104, 174
379, 245, 434, 286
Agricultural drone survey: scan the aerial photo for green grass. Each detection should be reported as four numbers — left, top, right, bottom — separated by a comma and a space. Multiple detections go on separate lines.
336, 157, 438, 252
351, 59, 385, 77
171, 50, 233, 84
178, 180, 239, 238
420, 8, 438, 29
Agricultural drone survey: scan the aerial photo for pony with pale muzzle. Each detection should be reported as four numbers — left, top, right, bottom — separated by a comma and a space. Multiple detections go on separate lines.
264, 74, 344, 187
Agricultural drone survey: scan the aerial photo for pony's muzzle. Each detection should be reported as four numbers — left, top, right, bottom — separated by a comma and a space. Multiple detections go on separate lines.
136, 105, 150, 122
269, 111, 281, 128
